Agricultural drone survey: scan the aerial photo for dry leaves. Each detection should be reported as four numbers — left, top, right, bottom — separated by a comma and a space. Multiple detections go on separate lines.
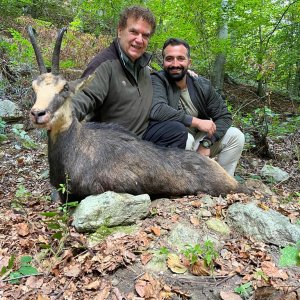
261, 261, 289, 280
189, 259, 210, 276
16, 222, 30, 237
167, 254, 187, 274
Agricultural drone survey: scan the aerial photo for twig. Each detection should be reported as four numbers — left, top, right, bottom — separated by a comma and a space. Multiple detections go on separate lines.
54, 278, 72, 300
1, 272, 43, 283
215, 260, 252, 286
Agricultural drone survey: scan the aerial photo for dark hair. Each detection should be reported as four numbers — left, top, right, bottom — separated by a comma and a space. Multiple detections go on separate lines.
162, 38, 190, 58
118, 6, 156, 36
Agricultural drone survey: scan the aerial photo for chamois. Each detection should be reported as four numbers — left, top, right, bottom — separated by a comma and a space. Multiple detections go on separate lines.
28, 27, 248, 202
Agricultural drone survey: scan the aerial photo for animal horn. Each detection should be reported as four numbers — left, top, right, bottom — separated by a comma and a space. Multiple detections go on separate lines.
51, 27, 67, 75
27, 26, 47, 74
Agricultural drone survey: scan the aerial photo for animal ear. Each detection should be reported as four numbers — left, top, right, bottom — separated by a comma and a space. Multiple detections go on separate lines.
68, 74, 96, 93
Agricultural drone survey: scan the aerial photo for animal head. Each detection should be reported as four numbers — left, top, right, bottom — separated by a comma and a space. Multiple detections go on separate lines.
28, 27, 77, 131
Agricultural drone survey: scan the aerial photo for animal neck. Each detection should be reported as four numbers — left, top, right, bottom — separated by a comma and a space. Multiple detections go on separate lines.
48, 98, 79, 142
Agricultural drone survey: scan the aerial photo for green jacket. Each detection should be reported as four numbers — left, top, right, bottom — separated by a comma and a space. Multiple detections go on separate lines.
72, 39, 153, 137
150, 71, 232, 143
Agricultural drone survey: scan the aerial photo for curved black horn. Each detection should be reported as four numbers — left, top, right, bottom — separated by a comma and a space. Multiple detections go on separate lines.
27, 26, 47, 74
51, 27, 67, 75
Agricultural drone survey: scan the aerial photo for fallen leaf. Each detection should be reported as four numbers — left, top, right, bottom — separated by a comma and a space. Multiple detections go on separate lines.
135, 272, 161, 298
171, 214, 179, 222
64, 264, 81, 277
85, 280, 101, 290
189, 259, 210, 276
16, 222, 30, 236
151, 226, 161, 236
220, 291, 243, 300
258, 203, 269, 211
167, 253, 187, 274
37, 295, 50, 300
26, 276, 44, 289
191, 200, 202, 208
190, 215, 200, 226
261, 261, 288, 280
140, 253, 153, 265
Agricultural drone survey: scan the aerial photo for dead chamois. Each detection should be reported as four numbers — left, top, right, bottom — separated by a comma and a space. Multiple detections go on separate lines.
28, 27, 249, 202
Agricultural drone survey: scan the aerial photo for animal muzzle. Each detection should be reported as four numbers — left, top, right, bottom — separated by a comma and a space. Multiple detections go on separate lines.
30, 109, 50, 126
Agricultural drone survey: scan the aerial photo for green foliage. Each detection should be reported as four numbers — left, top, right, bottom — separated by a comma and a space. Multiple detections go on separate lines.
0, 118, 7, 143
235, 107, 299, 151
1, 255, 38, 284
234, 282, 253, 299
279, 242, 300, 267
181, 240, 219, 270
12, 124, 38, 149
40, 174, 78, 259
253, 268, 269, 281
0, 29, 34, 66
159, 246, 170, 256
11, 184, 31, 211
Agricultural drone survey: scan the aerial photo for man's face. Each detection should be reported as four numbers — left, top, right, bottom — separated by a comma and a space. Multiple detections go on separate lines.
118, 17, 152, 62
163, 44, 191, 81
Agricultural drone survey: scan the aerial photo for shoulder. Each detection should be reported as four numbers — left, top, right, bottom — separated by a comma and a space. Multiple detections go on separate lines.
151, 70, 168, 84
189, 74, 212, 87
81, 41, 119, 78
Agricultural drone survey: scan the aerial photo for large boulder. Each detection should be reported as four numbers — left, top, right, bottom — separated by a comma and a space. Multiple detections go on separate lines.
72, 191, 151, 232
227, 202, 300, 246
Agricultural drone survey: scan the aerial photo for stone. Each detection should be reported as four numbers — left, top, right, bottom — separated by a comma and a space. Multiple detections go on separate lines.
261, 164, 289, 183
244, 178, 273, 196
72, 191, 151, 232
201, 195, 215, 208
206, 218, 231, 235
227, 202, 300, 246
167, 223, 201, 251
0, 99, 22, 121
198, 208, 212, 218
88, 224, 139, 247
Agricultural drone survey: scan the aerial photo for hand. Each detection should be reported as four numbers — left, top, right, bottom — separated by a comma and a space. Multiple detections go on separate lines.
191, 117, 216, 137
187, 69, 198, 78
197, 146, 211, 157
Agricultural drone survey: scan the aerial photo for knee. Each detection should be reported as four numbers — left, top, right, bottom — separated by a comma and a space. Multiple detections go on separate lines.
225, 127, 245, 151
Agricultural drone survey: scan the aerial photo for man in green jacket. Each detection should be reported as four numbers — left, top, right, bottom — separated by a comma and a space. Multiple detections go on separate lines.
72, 6, 156, 137
145, 38, 245, 176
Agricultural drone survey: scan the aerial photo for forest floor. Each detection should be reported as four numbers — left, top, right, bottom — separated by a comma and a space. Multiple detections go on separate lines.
0, 82, 299, 300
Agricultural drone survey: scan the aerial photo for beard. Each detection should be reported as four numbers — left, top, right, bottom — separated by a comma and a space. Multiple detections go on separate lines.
164, 66, 188, 81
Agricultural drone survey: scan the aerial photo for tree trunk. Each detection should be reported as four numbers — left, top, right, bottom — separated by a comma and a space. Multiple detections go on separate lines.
294, 60, 300, 97
211, 0, 228, 94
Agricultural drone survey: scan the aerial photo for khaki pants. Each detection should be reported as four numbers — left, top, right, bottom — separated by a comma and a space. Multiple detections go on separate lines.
185, 127, 245, 176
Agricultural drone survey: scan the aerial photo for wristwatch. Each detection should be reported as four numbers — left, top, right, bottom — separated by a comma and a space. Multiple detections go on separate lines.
199, 139, 212, 149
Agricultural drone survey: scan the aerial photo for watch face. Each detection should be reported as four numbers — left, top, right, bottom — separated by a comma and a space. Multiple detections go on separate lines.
202, 140, 212, 148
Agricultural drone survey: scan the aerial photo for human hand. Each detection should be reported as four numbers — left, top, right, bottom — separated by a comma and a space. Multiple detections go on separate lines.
192, 118, 216, 137
187, 69, 198, 78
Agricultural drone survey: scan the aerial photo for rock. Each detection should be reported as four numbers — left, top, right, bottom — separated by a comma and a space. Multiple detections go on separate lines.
167, 223, 200, 251
72, 191, 151, 232
206, 218, 231, 235
227, 203, 300, 246
201, 195, 215, 208
261, 164, 289, 182
0, 99, 23, 121
145, 253, 168, 273
198, 208, 212, 218
244, 178, 273, 196
88, 224, 139, 247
